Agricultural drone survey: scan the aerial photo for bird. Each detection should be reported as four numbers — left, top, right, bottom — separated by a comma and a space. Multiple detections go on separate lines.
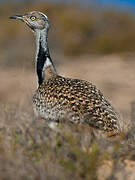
10, 11, 121, 137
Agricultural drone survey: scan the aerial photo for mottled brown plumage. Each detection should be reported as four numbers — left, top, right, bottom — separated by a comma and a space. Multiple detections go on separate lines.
33, 67, 120, 136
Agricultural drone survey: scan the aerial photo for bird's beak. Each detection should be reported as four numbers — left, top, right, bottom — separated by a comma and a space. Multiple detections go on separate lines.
10, 14, 35, 32
10, 15, 23, 21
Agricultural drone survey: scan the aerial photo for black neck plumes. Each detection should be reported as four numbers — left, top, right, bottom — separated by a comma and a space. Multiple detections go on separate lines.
35, 28, 57, 86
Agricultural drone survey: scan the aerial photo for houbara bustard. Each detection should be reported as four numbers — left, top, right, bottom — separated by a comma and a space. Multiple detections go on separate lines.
10, 11, 121, 137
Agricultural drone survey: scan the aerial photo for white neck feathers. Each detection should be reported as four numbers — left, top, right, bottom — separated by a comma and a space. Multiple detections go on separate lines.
35, 28, 57, 86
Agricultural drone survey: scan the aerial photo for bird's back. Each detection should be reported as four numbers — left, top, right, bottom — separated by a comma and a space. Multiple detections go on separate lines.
33, 75, 120, 136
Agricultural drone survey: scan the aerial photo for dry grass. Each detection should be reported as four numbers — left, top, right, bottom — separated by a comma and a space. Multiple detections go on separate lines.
0, 100, 134, 180
0, 98, 135, 180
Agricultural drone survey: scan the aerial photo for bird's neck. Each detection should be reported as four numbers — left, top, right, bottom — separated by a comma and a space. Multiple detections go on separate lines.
35, 28, 57, 86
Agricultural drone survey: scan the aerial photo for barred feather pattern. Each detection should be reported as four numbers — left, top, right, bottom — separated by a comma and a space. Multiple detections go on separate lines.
33, 74, 120, 136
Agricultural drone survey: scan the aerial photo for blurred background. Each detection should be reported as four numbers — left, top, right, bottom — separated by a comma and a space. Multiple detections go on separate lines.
1, 0, 135, 124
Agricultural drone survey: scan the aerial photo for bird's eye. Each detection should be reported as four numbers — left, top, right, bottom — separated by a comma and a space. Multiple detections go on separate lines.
30, 16, 36, 21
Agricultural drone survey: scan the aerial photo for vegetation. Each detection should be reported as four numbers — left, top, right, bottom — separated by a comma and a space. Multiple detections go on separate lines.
0, 102, 135, 180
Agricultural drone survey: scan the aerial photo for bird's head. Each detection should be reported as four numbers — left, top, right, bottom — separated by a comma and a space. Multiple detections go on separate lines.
10, 11, 49, 32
